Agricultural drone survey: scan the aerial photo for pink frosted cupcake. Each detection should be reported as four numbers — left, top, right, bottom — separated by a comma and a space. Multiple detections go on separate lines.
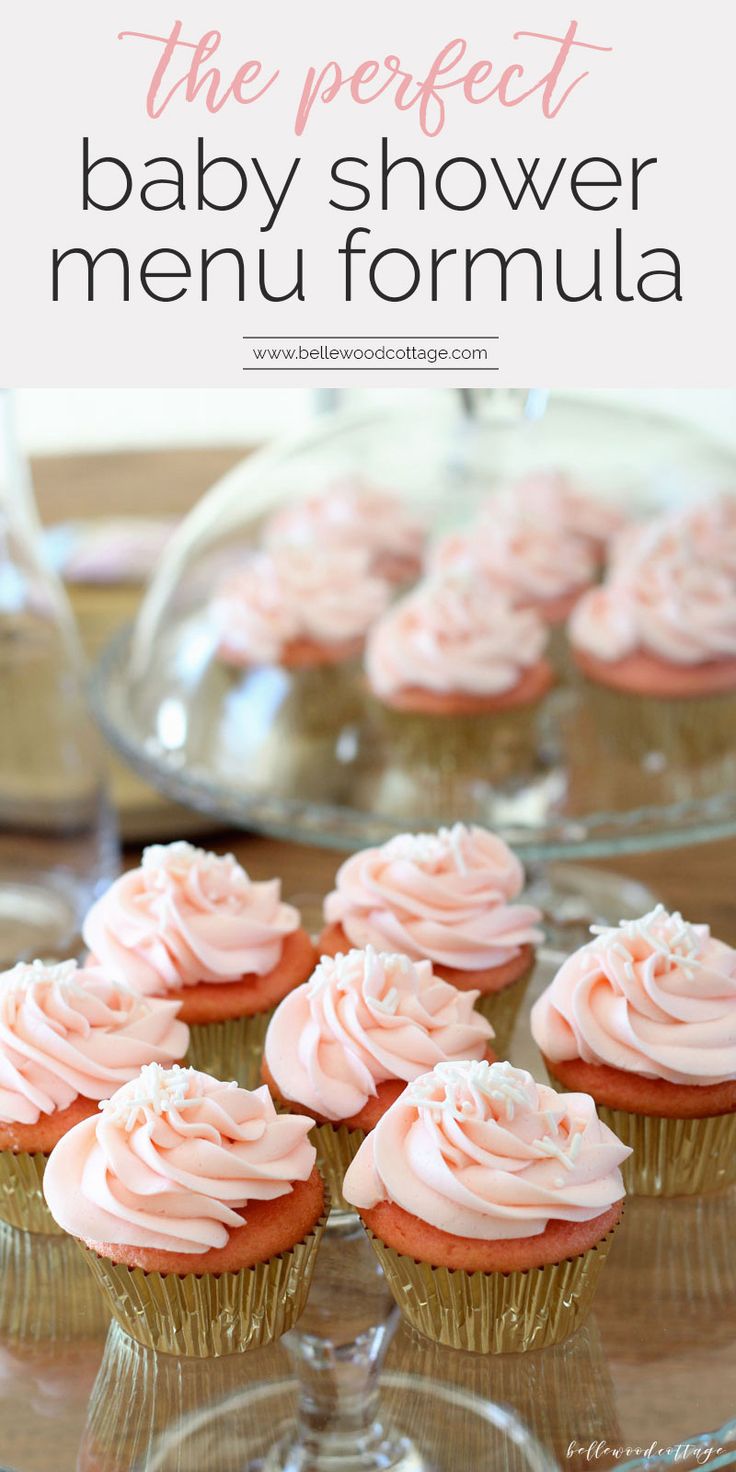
365, 573, 553, 793
0, 959, 188, 1233
430, 515, 595, 626
366, 573, 552, 714
43, 1064, 326, 1355
83, 842, 316, 1088
261, 945, 495, 1210
531, 906, 736, 1196
212, 546, 389, 671
491, 471, 626, 564
320, 824, 542, 1053
569, 548, 736, 761
343, 1059, 629, 1351
263, 479, 425, 585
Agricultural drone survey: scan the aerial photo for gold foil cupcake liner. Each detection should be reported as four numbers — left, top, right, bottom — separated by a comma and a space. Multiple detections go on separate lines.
0, 1219, 110, 1340
185, 1007, 274, 1090
75, 1204, 328, 1356
312, 1122, 365, 1214
366, 1223, 618, 1353
0, 1148, 64, 1234
580, 678, 736, 767
594, 1105, 736, 1197
474, 967, 534, 1059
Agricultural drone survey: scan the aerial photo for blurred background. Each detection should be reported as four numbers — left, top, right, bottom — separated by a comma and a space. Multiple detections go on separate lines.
14, 388, 736, 457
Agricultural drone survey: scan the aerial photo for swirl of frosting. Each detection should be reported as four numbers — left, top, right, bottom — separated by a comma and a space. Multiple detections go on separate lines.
610, 497, 736, 583
211, 546, 389, 665
569, 554, 736, 666
365, 574, 548, 699
491, 473, 625, 553
43, 1063, 317, 1253
0, 960, 189, 1125
531, 906, 736, 1086
343, 1059, 629, 1239
430, 515, 595, 605
264, 946, 494, 1120
324, 824, 543, 972
83, 842, 301, 996
263, 480, 425, 577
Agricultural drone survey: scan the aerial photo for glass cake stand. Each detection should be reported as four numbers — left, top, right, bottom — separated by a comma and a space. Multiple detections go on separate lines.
91, 394, 736, 871
0, 953, 734, 1472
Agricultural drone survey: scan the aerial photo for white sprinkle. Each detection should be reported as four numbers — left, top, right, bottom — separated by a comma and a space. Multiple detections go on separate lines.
98, 1063, 232, 1132
590, 906, 705, 977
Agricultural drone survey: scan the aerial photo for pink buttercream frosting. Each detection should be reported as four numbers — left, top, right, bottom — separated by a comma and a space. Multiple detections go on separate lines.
43, 1064, 317, 1253
263, 480, 425, 580
531, 906, 736, 1087
430, 515, 595, 607
0, 960, 188, 1125
264, 946, 494, 1120
83, 842, 301, 996
212, 546, 389, 665
365, 574, 548, 699
570, 554, 736, 666
343, 1059, 629, 1239
491, 472, 625, 554
324, 824, 543, 973
610, 496, 736, 583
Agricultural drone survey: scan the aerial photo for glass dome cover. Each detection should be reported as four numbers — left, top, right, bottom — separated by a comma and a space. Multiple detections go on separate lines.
93, 393, 736, 859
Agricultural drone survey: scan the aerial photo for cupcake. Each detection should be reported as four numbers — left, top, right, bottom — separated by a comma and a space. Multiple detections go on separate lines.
83, 842, 316, 1087
491, 471, 626, 565
0, 959, 188, 1233
365, 573, 553, 794
531, 905, 736, 1196
261, 945, 495, 1212
320, 824, 543, 1055
43, 1063, 327, 1356
262, 479, 425, 586
343, 1058, 629, 1352
212, 546, 389, 671
430, 515, 595, 626
569, 548, 736, 763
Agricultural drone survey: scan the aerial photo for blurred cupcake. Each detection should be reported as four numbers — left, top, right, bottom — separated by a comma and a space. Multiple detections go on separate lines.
569, 548, 736, 763
83, 842, 315, 1087
261, 945, 495, 1213
609, 494, 736, 582
210, 546, 389, 762
320, 824, 543, 1054
491, 471, 626, 565
212, 546, 389, 672
430, 515, 595, 626
0, 959, 188, 1234
44, 1064, 327, 1356
365, 573, 553, 790
344, 1059, 629, 1352
263, 479, 425, 585
531, 906, 736, 1195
